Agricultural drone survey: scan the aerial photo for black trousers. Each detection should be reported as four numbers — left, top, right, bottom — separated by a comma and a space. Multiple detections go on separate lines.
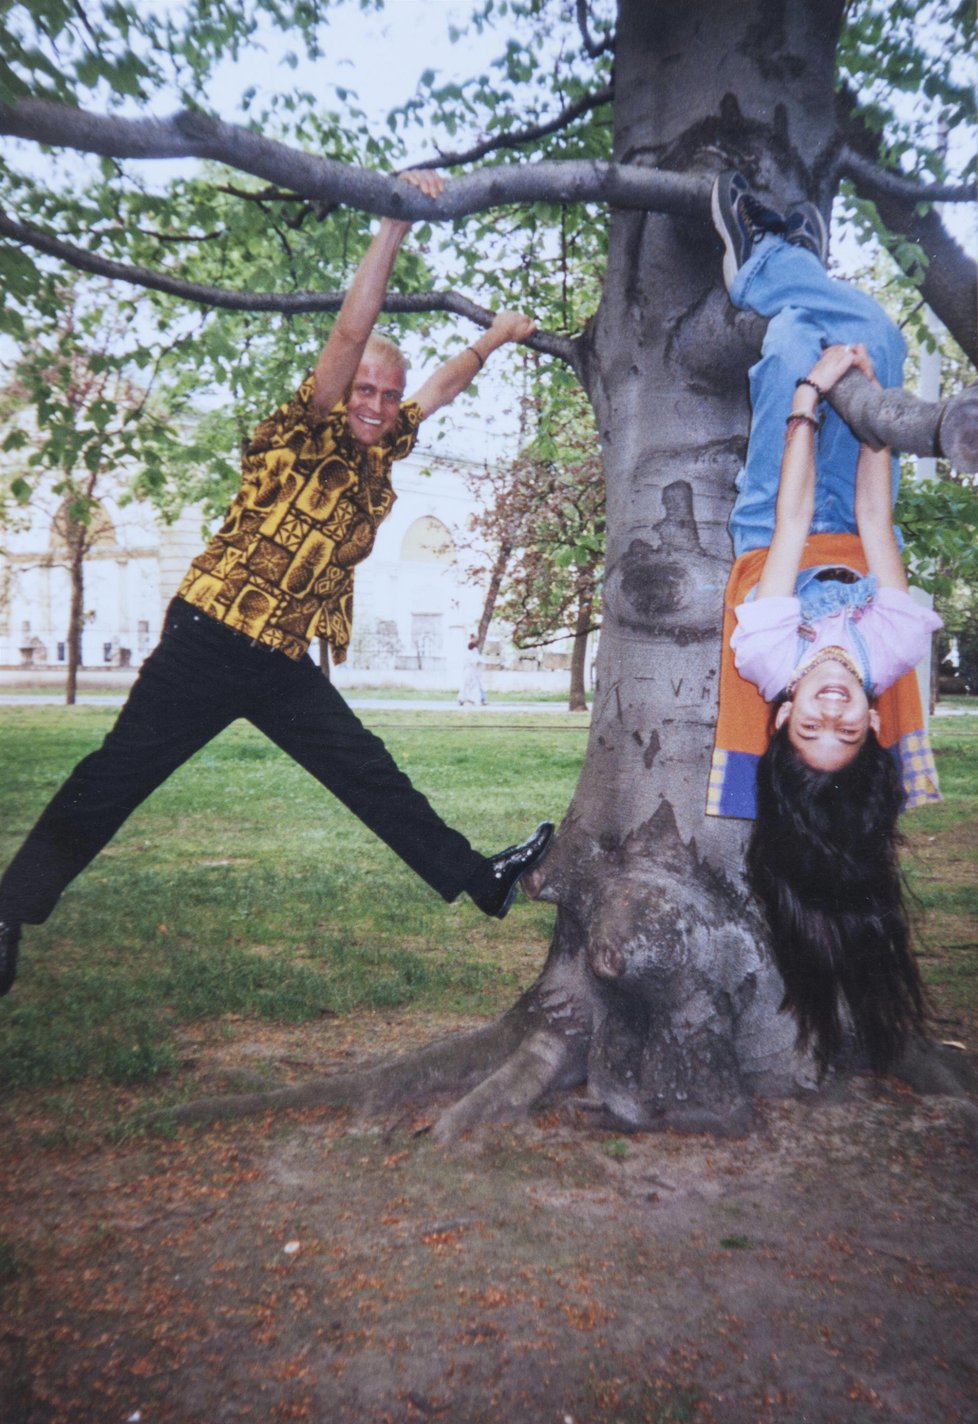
0, 599, 485, 924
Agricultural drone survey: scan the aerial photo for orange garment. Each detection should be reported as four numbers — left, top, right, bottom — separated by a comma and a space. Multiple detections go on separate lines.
707, 532, 941, 819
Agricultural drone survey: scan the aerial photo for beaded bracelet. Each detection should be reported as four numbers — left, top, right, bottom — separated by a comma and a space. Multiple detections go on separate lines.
795, 376, 823, 400
785, 411, 820, 431
468, 346, 485, 369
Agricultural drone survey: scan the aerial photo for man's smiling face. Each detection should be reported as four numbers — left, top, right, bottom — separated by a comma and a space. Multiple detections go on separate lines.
347, 354, 405, 448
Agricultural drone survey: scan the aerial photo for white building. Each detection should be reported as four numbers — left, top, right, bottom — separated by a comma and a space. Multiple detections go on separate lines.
1, 450, 580, 694
338, 450, 488, 684
0, 483, 164, 670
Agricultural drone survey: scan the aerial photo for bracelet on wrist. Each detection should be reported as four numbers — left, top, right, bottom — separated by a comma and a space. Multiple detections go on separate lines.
795, 376, 824, 401
785, 411, 820, 431
468, 346, 485, 369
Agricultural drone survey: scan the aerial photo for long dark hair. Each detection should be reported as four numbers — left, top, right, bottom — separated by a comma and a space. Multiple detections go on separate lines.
746, 724, 927, 1076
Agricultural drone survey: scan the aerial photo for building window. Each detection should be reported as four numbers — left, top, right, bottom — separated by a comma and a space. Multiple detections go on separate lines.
51, 498, 116, 552
409, 612, 444, 669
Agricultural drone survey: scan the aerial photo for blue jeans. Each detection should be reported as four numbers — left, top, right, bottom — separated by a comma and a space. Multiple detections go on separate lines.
0, 600, 485, 923
728, 237, 906, 557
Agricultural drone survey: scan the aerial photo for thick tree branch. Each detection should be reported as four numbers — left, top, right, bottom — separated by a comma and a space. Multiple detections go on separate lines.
835, 126, 977, 365
862, 190, 975, 367
576, 0, 615, 57
838, 147, 975, 204
0, 97, 704, 220
696, 305, 977, 471
410, 83, 614, 171
0, 207, 580, 368
829, 369, 978, 474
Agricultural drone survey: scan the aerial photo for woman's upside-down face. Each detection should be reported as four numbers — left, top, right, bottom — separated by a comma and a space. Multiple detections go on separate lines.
776, 657, 880, 772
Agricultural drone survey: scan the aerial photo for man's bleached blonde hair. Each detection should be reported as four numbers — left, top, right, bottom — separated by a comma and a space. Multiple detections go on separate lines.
362, 332, 409, 382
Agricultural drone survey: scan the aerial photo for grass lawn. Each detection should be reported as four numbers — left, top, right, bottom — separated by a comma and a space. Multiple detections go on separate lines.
0, 704, 974, 1093
902, 713, 978, 1038
0, 677, 583, 704
0, 706, 586, 1090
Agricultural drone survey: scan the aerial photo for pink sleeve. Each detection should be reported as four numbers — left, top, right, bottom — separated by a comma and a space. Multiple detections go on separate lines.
730, 596, 802, 701
856, 588, 943, 693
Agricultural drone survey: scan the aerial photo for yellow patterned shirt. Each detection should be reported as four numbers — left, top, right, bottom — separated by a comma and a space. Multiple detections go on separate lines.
177, 378, 423, 662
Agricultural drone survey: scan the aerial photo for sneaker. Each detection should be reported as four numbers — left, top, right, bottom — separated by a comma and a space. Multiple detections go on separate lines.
785, 201, 829, 265
711, 171, 786, 291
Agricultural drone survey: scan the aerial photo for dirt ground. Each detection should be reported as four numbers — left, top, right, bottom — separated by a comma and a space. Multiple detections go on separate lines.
1, 1015, 976, 1424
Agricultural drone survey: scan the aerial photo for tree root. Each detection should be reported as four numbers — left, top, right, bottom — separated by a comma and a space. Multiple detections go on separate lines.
148, 1000, 537, 1128
143, 955, 596, 1138
141, 887, 976, 1142
893, 1038, 978, 1100
430, 1025, 587, 1143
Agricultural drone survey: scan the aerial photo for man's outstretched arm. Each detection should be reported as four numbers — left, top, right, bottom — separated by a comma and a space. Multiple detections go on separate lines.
310, 169, 444, 419
411, 309, 538, 419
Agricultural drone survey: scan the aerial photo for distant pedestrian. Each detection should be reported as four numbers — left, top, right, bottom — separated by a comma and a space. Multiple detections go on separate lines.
458, 636, 488, 706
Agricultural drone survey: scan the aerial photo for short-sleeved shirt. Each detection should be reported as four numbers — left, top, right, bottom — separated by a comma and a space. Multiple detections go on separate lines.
177, 378, 423, 662
731, 585, 942, 701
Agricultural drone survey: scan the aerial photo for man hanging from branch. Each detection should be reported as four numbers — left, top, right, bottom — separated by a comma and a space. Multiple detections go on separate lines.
0, 169, 552, 996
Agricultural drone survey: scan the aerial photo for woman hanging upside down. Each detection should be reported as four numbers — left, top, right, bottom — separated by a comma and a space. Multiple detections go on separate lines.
708, 171, 942, 1077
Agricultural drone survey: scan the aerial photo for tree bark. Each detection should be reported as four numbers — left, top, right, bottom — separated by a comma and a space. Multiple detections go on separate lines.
518, 0, 856, 1130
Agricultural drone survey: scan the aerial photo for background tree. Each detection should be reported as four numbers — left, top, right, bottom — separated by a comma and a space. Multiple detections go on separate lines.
900, 473, 978, 703
954, 618, 978, 691
1, 282, 182, 702
1, 0, 975, 1134
470, 381, 604, 711
865, 260, 978, 705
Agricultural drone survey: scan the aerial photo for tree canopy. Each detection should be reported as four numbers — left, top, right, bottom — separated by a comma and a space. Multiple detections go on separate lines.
1, 1, 974, 362
1, 2, 974, 497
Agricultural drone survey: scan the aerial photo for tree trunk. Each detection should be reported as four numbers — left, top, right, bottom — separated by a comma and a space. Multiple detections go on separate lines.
475, 540, 511, 651
65, 530, 85, 707
411, 0, 846, 1137
568, 589, 592, 712
517, 0, 852, 1130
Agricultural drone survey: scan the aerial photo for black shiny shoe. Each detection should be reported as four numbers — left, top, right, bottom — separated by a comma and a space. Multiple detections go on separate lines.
469, 821, 555, 920
0, 919, 21, 997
